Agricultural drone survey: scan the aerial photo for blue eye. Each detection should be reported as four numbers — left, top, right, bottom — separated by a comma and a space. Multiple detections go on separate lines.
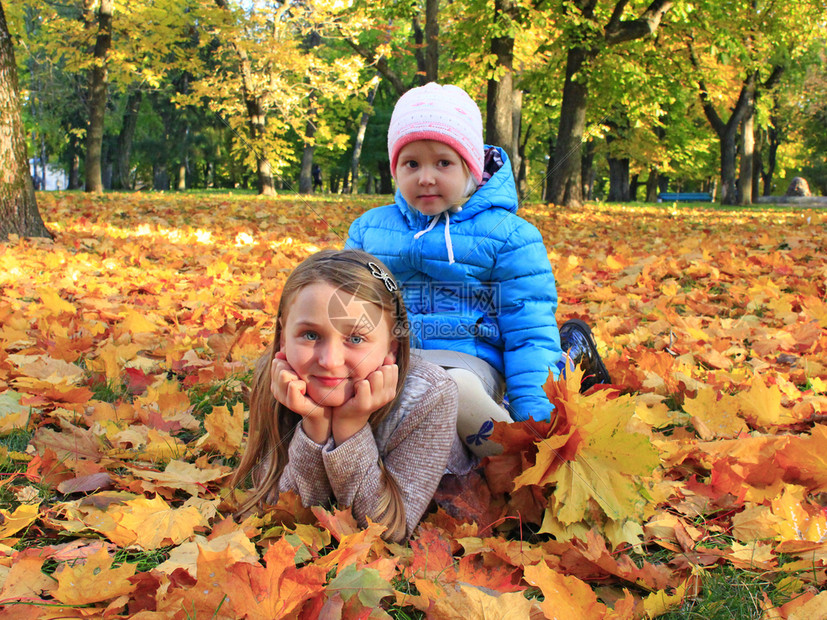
348, 334, 365, 345
302, 331, 319, 341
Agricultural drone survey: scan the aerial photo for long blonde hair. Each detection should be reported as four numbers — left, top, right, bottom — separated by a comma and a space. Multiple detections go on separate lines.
232, 249, 411, 540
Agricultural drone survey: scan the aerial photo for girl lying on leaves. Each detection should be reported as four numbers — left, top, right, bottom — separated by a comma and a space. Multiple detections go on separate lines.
232, 249, 474, 542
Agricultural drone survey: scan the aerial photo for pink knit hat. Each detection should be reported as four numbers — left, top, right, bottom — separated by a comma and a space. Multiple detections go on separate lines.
388, 83, 484, 184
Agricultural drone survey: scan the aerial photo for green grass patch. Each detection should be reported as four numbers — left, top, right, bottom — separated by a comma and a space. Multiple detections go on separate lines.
188, 372, 252, 417
660, 564, 792, 619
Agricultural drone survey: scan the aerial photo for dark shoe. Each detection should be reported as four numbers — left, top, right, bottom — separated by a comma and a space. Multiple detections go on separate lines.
559, 319, 612, 392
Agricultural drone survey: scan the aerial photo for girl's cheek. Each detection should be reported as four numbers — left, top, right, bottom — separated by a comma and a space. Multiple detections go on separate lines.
284, 343, 311, 377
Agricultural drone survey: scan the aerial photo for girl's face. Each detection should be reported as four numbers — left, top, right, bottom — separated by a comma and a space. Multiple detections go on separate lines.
279, 282, 397, 408
394, 140, 472, 216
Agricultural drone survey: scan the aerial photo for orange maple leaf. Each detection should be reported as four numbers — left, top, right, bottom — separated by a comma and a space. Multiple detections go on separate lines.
223, 537, 327, 619
775, 424, 827, 493
523, 559, 608, 618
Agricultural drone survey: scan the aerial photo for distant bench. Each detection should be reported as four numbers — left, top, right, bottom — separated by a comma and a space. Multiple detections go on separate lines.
657, 192, 713, 202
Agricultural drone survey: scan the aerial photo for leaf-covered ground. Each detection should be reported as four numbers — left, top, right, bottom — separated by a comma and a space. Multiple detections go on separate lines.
0, 193, 825, 619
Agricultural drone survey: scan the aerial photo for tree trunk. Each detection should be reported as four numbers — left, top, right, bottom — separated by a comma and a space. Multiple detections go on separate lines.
630, 173, 640, 201
581, 139, 595, 200
38, 133, 46, 190
542, 131, 554, 203
0, 0, 50, 240
349, 81, 379, 194
690, 45, 782, 205
738, 78, 756, 205
719, 123, 739, 205
646, 167, 659, 202
763, 119, 779, 195
485, 0, 516, 161
412, 0, 440, 85
549, 0, 673, 207
114, 88, 142, 190
516, 117, 530, 200
549, 46, 589, 206
511, 89, 523, 184
68, 148, 80, 190
607, 156, 630, 202
752, 125, 762, 200
377, 160, 393, 194
84, 0, 112, 194
424, 0, 439, 82
177, 162, 187, 191
299, 118, 316, 194
215, 0, 275, 195
243, 96, 275, 195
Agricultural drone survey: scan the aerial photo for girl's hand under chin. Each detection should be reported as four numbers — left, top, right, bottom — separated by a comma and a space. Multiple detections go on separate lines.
332, 354, 399, 445
271, 351, 332, 443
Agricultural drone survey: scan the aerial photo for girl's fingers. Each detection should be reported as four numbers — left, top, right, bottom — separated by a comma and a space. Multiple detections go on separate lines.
371, 364, 399, 398
341, 364, 398, 417
349, 379, 373, 413
271, 359, 320, 416
286, 380, 312, 414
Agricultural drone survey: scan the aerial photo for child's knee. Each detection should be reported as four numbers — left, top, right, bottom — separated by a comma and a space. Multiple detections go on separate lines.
446, 368, 485, 398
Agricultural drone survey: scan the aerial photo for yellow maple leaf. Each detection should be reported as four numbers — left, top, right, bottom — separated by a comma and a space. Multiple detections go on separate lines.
413, 579, 539, 618
119, 309, 159, 334
37, 287, 76, 316
643, 581, 688, 617
0, 502, 40, 540
682, 387, 748, 439
130, 459, 229, 496
155, 530, 259, 577
771, 486, 827, 543
91, 341, 144, 380
543, 393, 659, 528
8, 354, 84, 384
0, 390, 29, 435
106, 494, 208, 549
53, 547, 135, 605
739, 373, 794, 427
195, 402, 245, 456
731, 504, 782, 543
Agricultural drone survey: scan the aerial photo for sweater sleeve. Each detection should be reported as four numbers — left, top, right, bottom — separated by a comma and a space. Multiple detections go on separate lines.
278, 425, 334, 508
321, 373, 459, 541
493, 222, 562, 422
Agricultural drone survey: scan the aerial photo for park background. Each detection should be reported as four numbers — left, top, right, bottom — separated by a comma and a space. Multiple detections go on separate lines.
5, 0, 827, 205
1, 1, 827, 618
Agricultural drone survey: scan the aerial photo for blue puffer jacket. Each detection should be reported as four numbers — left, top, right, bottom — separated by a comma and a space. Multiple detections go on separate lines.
346, 147, 562, 422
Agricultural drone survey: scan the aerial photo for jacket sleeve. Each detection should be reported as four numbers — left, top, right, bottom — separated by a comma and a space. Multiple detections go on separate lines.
493, 221, 562, 422
344, 216, 364, 250
320, 375, 459, 542
278, 426, 334, 508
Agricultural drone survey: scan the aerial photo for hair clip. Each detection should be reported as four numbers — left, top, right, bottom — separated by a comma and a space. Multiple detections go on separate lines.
368, 262, 398, 293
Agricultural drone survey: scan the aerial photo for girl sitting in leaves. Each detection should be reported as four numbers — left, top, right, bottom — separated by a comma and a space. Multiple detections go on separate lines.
232, 249, 474, 542
346, 83, 611, 458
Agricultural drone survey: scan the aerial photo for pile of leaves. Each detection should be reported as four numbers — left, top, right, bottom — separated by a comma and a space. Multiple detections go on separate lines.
0, 193, 825, 618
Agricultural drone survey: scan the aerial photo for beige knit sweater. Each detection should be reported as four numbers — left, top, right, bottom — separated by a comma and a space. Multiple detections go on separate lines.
276, 356, 474, 541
